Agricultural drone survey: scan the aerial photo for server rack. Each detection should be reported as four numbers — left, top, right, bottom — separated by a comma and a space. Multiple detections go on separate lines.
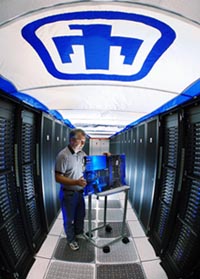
110, 134, 121, 155
132, 124, 145, 217
125, 130, 132, 187
140, 118, 158, 234
129, 127, 137, 205
0, 97, 34, 279
109, 137, 114, 154
53, 120, 63, 214
118, 133, 122, 154
40, 113, 57, 231
161, 104, 200, 278
17, 109, 46, 251
149, 111, 184, 256
62, 124, 69, 148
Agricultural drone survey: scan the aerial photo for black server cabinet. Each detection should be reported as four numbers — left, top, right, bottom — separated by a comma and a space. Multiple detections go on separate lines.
117, 133, 122, 154
132, 124, 145, 217
140, 118, 158, 234
110, 134, 121, 155
53, 120, 63, 213
149, 112, 183, 256
124, 130, 132, 187
0, 99, 34, 279
62, 124, 69, 149
161, 105, 200, 278
109, 137, 113, 154
40, 113, 57, 231
126, 130, 132, 187
109, 137, 114, 154
123, 131, 127, 156
18, 109, 46, 250
120, 133, 125, 175
116, 134, 122, 154
129, 127, 137, 205
118, 133, 123, 154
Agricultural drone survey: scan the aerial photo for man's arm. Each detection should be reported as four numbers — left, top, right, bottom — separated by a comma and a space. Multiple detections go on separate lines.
55, 172, 87, 188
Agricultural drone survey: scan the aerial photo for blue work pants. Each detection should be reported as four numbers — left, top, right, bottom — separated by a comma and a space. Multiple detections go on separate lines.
60, 190, 85, 243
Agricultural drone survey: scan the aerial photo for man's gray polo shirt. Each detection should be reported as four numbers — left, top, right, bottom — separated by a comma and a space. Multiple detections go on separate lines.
55, 145, 86, 191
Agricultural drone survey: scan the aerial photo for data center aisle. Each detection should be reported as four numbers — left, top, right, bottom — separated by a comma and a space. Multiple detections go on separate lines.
27, 192, 168, 279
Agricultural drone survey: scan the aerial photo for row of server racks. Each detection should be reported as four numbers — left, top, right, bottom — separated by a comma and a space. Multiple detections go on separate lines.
110, 96, 200, 278
1, 85, 200, 278
0, 90, 89, 279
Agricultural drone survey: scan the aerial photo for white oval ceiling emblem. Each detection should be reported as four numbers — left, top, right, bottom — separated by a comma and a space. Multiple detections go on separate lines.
21, 11, 176, 81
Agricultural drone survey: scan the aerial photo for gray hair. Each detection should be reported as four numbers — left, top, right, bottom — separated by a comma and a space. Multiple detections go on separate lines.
69, 129, 86, 139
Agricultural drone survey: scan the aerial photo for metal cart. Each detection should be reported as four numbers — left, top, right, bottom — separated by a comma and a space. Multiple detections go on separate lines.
84, 185, 130, 253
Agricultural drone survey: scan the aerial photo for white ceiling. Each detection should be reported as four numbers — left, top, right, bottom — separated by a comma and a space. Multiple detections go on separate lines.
0, 0, 200, 138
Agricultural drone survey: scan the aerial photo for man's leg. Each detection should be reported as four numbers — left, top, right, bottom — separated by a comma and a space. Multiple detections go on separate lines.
74, 193, 85, 236
61, 192, 77, 243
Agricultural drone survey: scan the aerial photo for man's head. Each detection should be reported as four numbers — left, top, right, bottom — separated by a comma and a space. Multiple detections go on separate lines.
69, 129, 86, 152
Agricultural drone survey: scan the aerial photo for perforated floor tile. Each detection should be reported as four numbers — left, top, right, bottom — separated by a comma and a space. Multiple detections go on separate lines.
97, 222, 130, 238
96, 238, 139, 263
85, 198, 97, 209
84, 220, 97, 230
53, 238, 95, 263
98, 209, 124, 221
96, 263, 145, 279
85, 209, 97, 220
45, 261, 95, 279
98, 199, 122, 208
61, 221, 97, 237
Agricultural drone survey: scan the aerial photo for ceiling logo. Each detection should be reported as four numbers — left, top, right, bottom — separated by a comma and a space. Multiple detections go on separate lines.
22, 11, 176, 81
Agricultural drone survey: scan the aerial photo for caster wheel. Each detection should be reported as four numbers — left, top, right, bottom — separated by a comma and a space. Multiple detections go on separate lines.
103, 245, 110, 253
85, 232, 93, 238
105, 224, 112, 233
122, 237, 129, 244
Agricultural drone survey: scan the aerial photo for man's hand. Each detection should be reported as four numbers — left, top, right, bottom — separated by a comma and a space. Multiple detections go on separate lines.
102, 152, 111, 156
78, 177, 87, 187
55, 172, 87, 187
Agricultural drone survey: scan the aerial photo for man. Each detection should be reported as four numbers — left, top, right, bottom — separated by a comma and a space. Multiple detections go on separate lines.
55, 129, 87, 251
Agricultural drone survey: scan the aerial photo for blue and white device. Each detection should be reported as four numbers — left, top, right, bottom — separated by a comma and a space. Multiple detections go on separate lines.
83, 154, 126, 195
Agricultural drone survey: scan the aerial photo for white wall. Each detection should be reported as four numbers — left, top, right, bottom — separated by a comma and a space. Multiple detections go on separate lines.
89, 138, 110, 155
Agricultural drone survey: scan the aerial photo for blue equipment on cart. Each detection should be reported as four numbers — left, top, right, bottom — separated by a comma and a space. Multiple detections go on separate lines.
83, 154, 126, 196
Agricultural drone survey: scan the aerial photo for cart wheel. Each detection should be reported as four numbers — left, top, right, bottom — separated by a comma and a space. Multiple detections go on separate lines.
103, 245, 110, 253
122, 237, 129, 244
85, 232, 93, 238
105, 224, 112, 233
